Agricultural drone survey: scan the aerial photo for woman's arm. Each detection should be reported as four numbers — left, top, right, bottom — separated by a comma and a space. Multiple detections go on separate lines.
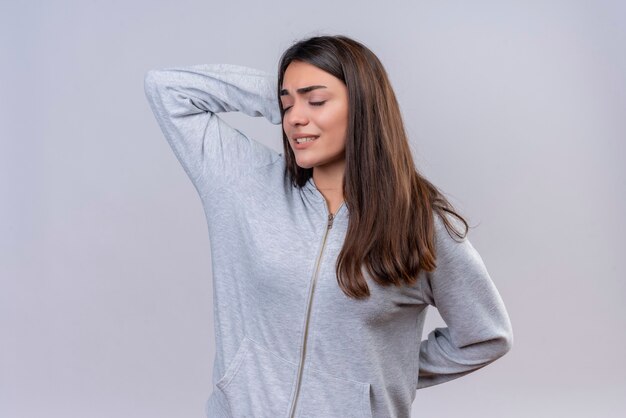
416, 214, 514, 389
143, 63, 282, 195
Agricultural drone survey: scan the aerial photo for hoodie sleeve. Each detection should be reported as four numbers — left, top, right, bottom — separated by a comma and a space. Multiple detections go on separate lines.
416, 214, 514, 390
143, 63, 282, 195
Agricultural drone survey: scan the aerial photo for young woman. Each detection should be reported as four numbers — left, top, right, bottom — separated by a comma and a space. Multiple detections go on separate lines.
144, 34, 513, 418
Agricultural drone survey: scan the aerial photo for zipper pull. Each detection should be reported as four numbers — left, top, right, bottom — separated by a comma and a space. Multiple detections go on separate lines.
328, 213, 334, 229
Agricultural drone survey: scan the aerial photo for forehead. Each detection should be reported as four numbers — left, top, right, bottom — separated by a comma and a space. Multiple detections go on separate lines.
281, 61, 339, 93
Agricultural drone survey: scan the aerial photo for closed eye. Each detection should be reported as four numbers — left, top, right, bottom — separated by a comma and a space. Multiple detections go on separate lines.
283, 101, 326, 112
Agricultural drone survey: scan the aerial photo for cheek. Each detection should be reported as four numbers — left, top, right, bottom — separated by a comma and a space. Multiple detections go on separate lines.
332, 110, 348, 149
318, 105, 348, 137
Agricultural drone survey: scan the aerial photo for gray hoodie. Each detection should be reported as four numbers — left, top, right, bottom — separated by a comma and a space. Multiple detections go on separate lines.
143, 63, 513, 418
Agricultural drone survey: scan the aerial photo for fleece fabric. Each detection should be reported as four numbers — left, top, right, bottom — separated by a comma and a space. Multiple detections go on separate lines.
143, 63, 514, 418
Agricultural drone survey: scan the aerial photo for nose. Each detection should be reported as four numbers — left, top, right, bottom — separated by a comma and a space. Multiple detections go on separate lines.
283, 101, 309, 128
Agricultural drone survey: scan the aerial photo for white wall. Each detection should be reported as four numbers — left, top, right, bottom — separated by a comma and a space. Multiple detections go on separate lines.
2, 0, 624, 416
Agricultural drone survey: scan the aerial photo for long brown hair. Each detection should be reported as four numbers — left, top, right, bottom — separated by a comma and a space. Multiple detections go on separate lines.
277, 34, 470, 299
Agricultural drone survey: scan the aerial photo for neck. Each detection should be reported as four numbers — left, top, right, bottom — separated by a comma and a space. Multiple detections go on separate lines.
312, 159, 345, 203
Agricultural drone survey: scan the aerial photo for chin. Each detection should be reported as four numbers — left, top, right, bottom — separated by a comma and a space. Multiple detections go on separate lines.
296, 162, 316, 169
294, 157, 319, 169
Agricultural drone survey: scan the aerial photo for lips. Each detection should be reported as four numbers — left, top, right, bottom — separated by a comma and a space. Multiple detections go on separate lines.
294, 136, 318, 143
292, 134, 320, 142
292, 135, 319, 149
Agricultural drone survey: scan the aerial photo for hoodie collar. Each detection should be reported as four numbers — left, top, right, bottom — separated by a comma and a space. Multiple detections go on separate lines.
304, 177, 348, 217
304, 177, 322, 200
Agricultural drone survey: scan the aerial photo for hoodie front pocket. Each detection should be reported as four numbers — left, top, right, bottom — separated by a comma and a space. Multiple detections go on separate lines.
296, 366, 373, 418
216, 336, 296, 417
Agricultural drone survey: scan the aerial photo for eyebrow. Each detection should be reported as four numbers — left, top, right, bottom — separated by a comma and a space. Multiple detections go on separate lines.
279, 85, 327, 96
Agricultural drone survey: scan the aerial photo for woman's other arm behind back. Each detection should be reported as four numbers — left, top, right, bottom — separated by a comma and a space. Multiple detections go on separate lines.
416, 214, 514, 389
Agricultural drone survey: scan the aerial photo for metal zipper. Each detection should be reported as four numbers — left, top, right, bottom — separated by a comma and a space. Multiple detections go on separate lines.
287, 206, 341, 418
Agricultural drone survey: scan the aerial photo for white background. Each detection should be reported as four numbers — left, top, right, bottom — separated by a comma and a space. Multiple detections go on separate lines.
2, 0, 625, 417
